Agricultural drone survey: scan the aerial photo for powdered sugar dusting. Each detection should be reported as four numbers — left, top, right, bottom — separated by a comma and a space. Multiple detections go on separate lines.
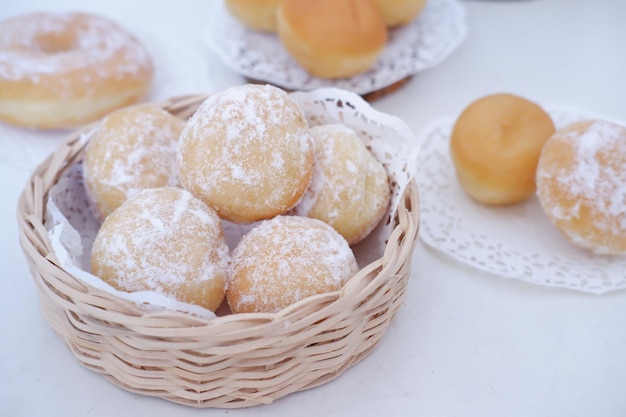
178, 84, 314, 222
83, 106, 184, 218
298, 124, 370, 217
538, 120, 626, 253
228, 216, 358, 313
91, 187, 230, 307
0, 12, 153, 95
294, 124, 390, 244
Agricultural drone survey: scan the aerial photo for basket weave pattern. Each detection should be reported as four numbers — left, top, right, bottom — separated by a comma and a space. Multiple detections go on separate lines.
17, 95, 420, 408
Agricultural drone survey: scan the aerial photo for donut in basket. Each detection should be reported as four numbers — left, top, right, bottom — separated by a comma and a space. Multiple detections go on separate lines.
17, 84, 419, 408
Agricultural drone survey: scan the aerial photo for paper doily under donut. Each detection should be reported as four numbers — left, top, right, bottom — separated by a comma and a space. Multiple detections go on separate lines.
416, 104, 626, 294
205, 0, 466, 95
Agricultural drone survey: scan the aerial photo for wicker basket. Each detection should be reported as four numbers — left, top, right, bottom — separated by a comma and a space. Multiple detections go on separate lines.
16, 94, 420, 409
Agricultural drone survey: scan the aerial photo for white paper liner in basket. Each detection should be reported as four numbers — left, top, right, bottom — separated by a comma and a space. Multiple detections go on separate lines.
417, 104, 626, 294
45, 87, 419, 316
205, 0, 466, 95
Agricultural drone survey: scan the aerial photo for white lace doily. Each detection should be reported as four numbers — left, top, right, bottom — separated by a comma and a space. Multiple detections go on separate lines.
205, 0, 466, 95
0, 31, 211, 171
417, 104, 626, 294
46, 87, 419, 315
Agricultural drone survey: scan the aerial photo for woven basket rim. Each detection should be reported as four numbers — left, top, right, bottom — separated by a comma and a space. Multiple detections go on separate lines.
16, 92, 420, 408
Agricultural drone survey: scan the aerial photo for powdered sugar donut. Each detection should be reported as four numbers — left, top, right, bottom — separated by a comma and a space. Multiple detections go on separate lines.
227, 215, 358, 313
537, 119, 626, 255
83, 105, 184, 220
0, 12, 153, 129
178, 84, 314, 223
293, 124, 390, 244
91, 187, 230, 312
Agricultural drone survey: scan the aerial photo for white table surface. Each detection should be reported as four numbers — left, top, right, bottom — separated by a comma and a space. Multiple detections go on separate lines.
2, 1, 626, 416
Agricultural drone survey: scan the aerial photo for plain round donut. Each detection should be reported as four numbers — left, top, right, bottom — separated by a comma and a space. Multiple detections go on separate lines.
293, 124, 390, 245
370, 0, 428, 27
0, 12, 153, 129
537, 119, 626, 255
276, 0, 387, 79
83, 105, 184, 220
178, 84, 315, 224
449, 93, 556, 205
225, 0, 282, 32
91, 187, 230, 312
227, 215, 359, 313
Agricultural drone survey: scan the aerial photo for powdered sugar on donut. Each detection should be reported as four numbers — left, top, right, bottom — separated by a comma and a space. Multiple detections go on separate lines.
537, 120, 626, 253
178, 84, 314, 223
228, 215, 358, 313
0, 12, 153, 93
294, 123, 390, 244
91, 187, 230, 310
83, 106, 184, 219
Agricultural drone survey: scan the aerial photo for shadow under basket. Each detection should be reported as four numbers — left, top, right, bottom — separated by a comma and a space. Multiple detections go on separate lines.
16, 94, 420, 409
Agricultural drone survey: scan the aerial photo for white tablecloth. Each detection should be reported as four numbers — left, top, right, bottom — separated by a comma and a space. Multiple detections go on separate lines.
2, 1, 626, 416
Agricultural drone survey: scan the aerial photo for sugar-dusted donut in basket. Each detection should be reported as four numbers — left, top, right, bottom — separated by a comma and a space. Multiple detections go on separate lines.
178, 84, 314, 223
0, 12, 153, 129
91, 187, 230, 312
17, 88, 419, 408
227, 215, 359, 313
293, 123, 391, 245
83, 105, 184, 220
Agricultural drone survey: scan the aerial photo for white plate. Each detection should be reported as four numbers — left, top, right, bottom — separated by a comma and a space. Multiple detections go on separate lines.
205, 0, 467, 95
416, 105, 626, 294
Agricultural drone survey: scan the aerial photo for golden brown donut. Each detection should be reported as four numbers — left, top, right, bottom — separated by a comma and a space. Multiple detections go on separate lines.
537, 119, 626, 255
0, 12, 153, 129
178, 84, 314, 223
370, 0, 428, 27
91, 187, 230, 312
227, 215, 359, 313
83, 105, 184, 220
449, 93, 556, 205
293, 124, 390, 244
276, 0, 388, 79
225, 0, 282, 32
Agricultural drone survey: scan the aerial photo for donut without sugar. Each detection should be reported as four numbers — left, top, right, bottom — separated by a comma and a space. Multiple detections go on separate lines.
449, 93, 555, 205
276, 0, 387, 79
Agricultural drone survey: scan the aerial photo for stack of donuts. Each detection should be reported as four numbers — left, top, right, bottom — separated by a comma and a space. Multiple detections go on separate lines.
86, 83, 392, 314
225, 0, 428, 79
449, 93, 626, 255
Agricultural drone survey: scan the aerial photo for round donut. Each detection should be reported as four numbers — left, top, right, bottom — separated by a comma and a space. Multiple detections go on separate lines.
276, 0, 387, 79
293, 124, 390, 245
83, 105, 184, 220
225, 0, 282, 32
370, 0, 428, 27
0, 12, 153, 129
537, 119, 626, 255
227, 215, 359, 313
91, 187, 230, 312
178, 84, 314, 224
449, 93, 556, 205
